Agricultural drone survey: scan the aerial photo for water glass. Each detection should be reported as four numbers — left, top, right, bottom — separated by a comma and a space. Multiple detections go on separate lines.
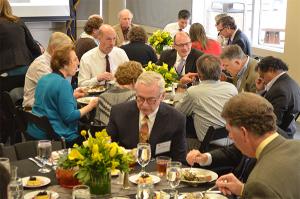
137, 143, 151, 174
156, 156, 171, 177
7, 165, 23, 199
166, 161, 182, 197
72, 185, 91, 199
136, 182, 154, 199
0, 157, 10, 173
37, 140, 52, 173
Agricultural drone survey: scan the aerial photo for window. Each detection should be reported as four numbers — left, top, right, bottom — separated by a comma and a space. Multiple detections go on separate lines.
192, 0, 287, 51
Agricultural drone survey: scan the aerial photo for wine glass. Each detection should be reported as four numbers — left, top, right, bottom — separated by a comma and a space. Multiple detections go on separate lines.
166, 161, 182, 197
37, 140, 52, 173
137, 143, 151, 175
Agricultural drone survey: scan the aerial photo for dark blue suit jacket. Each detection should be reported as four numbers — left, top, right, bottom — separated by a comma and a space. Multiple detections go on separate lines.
264, 73, 300, 136
107, 100, 187, 162
231, 29, 252, 56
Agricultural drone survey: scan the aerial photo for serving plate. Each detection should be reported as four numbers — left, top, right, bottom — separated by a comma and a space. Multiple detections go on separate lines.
181, 168, 218, 185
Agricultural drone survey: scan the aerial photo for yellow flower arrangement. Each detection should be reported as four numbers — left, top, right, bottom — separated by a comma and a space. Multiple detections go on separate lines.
58, 129, 132, 187
148, 30, 173, 54
145, 61, 179, 87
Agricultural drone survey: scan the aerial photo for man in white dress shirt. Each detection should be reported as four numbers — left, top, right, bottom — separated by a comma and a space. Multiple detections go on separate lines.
163, 9, 191, 38
78, 24, 129, 86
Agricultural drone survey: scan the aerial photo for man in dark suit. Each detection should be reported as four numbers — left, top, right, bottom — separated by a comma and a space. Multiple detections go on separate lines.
216, 16, 251, 56
157, 32, 203, 84
107, 71, 187, 162
255, 56, 300, 138
215, 93, 300, 198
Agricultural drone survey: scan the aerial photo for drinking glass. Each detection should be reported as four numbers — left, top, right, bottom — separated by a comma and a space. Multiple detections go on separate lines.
37, 140, 52, 173
137, 143, 151, 175
72, 185, 91, 199
0, 157, 10, 173
136, 182, 154, 199
7, 165, 23, 199
166, 161, 182, 197
156, 156, 171, 177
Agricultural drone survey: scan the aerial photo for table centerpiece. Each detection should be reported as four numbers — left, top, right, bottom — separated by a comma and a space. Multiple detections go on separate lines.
148, 30, 173, 54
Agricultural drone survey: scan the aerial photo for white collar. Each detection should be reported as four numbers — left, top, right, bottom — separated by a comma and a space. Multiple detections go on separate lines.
230, 29, 238, 41
139, 106, 159, 123
266, 71, 286, 91
176, 52, 188, 62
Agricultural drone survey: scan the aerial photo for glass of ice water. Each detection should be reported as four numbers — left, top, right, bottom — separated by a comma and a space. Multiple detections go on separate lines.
72, 185, 91, 199
7, 165, 23, 199
166, 161, 182, 197
37, 140, 52, 173
137, 143, 151, 175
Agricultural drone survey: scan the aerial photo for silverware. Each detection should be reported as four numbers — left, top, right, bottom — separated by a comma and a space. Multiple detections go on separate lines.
28, 157, 43, 168
201, 184, 218, 196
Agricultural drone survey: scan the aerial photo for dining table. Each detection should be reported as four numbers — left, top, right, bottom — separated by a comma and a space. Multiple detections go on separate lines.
12, 158, 222, 199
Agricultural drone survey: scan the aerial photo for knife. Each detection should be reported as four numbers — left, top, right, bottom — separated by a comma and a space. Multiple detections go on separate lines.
28, 157, 43, 168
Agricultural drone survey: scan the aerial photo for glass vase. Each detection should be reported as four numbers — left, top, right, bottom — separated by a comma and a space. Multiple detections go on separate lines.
88, 171, 111, 196
56, 167, 80, 189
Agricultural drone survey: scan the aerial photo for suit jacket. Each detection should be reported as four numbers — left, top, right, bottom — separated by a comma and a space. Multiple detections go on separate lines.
0, 18, 41, 72
156, 48, 203, 75
107, 101, 187, 162
231, 29, 252, 56
243, 136, 300, 199
232, 57, 258, 93
113, 24, 137, 47
210, 145, 256, 183
120, 42, 157, 65
264, 73, 300, 136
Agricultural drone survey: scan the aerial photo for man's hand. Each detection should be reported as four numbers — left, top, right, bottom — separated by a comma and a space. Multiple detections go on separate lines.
180, 72, 198, 84
97, 72, 113, 82
186, 149, 208, 166
216, 173, 244, 196
255, 77, 266, 91
73, 87, 87, 99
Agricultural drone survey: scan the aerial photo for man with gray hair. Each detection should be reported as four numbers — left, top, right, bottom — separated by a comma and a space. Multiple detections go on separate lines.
175, 54, 238, 147
220, 45, 258, 93
107, 71, 187, 162
23, 32, 76, 108
113, 9, 136, 46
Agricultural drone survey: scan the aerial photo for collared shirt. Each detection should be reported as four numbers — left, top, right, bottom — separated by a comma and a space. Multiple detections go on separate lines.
80, 31, 99, 45
174, 52, 188, 75
139, 107, 159, 136
163, 22, 190, 38
229, 28, 238, 43
265, 71, 286, 92
255, 132, 279, 159
78, 47, 129, 86
236, 56, 250, 90
23, 51, 52, 107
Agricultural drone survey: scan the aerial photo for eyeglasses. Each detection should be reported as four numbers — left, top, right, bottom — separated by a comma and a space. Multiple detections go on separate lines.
174, 41, 192, 48
136, 95, 161, 105
218, 27, 226, 34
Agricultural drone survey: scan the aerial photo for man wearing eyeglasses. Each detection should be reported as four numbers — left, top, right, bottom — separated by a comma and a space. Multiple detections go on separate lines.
107, 71, 187, 162
216, 16, 251, 56
157, 31, 203, 85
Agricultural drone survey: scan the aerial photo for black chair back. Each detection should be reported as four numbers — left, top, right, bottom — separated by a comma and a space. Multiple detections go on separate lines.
0, 143, 18, 161
200, 126, 229, 152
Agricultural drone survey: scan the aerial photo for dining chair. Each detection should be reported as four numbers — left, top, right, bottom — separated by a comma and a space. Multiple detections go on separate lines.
199, 126, 229, 153
0, 143, 18, 161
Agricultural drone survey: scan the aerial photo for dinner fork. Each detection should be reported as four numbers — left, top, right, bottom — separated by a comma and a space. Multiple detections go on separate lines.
28, 157, 43, 168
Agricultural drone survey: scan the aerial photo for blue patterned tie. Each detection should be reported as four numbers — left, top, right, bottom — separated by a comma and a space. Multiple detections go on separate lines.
176, 59, 185, 75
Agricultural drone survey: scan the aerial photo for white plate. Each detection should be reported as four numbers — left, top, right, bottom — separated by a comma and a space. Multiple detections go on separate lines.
129, 174, 161, 184
24, 190, 59, 199
22, 176, 51, 188
179, 193, 228, 199
181, 168, 218, 184
77, 96, 96, 104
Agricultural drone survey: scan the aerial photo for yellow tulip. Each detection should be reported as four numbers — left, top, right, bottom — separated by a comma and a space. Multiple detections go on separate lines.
81, 130, 87, 137
68, 149, 84, 160
92, 144, 99, 154
110, 146, 117, 157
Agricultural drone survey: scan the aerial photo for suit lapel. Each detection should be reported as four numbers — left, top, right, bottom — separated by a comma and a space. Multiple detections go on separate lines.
129, 102, 140, 146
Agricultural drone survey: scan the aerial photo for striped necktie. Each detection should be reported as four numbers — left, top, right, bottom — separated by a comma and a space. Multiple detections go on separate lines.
139, 115, 149, 143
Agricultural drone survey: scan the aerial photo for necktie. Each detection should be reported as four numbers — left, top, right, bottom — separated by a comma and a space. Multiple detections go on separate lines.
176, 59, 185, 75
105, 55, 110, 72
179, 28, 183, 31
227, 38, 232, 45
139, 115, 149, 143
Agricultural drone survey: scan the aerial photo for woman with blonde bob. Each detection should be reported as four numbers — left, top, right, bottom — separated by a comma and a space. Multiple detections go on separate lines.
95, 61, 143, 125
27, 44, 98, 147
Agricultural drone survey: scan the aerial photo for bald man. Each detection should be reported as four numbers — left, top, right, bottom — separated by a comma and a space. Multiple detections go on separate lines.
113, 9, 137, 46
78, 24, 129, 86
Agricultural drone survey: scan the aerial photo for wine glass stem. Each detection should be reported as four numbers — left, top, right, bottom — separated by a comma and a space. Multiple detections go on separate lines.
141, 166, 145, 174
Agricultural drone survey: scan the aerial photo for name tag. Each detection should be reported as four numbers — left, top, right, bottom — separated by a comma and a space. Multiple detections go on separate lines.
155, 141, 171, 155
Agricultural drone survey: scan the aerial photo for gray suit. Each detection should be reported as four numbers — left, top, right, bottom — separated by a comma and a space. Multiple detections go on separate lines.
107, 101, 187, 162
243, 135, 300, 199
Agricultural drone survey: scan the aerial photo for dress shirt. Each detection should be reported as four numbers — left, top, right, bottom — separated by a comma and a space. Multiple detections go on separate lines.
265, 71, 286, 92
256, 132, 279, 159
163, 22, 190, 38
229, 28, 238, 43
23, 51, 52, 107
139, 107, 159, 136
78, 47, 129, 86
236, 56, 250, 90
79, 31, 99, 45
174, 53, 188, 75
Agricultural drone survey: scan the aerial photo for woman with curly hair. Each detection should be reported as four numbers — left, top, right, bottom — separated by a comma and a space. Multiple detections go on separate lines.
189, 23, 222, 56
120, 26, 157, 66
